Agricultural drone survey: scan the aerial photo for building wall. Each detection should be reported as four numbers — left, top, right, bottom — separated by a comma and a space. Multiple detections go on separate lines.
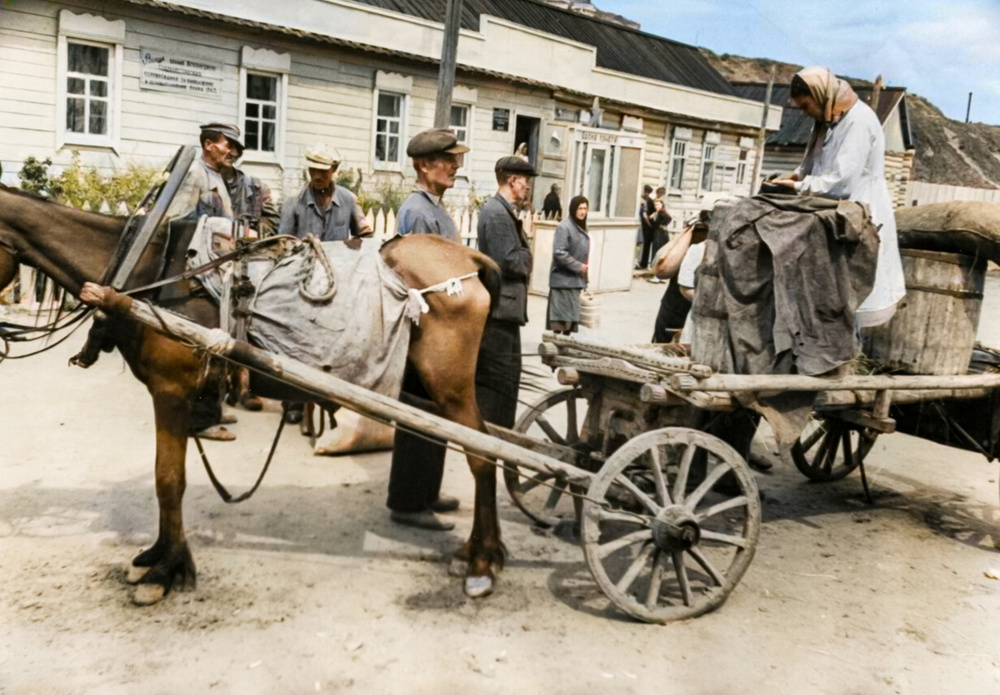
0, 0, 766, 225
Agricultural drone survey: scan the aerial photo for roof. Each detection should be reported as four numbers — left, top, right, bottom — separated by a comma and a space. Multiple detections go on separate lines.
731, 81, 911, 149
353, 0, 736, 95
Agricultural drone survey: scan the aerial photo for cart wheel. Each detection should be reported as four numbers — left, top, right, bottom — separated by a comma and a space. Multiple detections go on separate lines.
581, 427, 760, 623
505, 387, 592, 528
791, 415, 878, 482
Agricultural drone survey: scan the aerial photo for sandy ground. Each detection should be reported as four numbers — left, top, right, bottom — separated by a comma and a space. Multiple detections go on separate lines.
2, 275, 1000, 695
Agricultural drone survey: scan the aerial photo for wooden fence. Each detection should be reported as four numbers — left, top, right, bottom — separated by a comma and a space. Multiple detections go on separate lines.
906, 180, 1000, 207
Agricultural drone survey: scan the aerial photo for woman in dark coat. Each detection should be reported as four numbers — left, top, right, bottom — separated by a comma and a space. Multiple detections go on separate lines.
547, 195, 590, 334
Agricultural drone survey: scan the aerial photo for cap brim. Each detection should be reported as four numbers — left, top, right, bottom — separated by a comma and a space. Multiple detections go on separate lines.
444, 144, 471, 155
224, 135, 244, 150
305, 160, 337, 170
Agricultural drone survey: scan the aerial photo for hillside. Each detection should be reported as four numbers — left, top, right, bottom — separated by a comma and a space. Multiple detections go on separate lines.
700, 48, 1000, 189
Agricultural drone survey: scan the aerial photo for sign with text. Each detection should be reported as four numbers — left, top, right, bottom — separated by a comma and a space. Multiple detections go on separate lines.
492, 108, 510, 131
140, 48, 222, 99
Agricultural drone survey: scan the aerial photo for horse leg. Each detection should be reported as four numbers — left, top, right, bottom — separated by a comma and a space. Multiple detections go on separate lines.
409, 335, 503, 599
128, 379, 199, 605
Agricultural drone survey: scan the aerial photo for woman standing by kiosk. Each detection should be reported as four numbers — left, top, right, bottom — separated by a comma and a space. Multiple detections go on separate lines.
547, 196, 591, 334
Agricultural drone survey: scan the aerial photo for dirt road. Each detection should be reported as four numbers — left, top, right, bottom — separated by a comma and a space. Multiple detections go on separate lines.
1, 278, 999, 694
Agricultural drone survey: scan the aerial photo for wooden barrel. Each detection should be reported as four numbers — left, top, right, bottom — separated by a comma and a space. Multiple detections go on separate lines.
861, 249, 986, 375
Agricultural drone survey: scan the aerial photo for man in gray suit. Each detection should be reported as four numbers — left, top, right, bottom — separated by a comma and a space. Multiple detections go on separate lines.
474, 156, 536, 429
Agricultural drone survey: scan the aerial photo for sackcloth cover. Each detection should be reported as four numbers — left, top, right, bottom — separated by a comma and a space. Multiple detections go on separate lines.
188, 218, 411, 397
690, 195, 879, 447
895, 201, 1000, 263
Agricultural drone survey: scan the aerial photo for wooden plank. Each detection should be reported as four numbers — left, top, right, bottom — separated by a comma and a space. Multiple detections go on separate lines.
110, 295, 592, 486
673, 372, 1000, 393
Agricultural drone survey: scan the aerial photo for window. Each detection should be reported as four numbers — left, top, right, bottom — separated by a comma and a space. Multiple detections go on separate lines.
669, 138, 687, 191
701, 143, 718, 192
244, 73, 279, 153
375, 91, 404, 166
450, 104, 470, 145
57, 11, 124, 148
736, 148, 749, 186
65, 42, 110, 136
238, 47, 289, 163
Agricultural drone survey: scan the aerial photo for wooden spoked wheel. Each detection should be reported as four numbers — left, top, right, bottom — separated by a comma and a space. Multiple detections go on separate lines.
791, 415, 878, 482
504, 387, 593, 528
581, 427, 760, 624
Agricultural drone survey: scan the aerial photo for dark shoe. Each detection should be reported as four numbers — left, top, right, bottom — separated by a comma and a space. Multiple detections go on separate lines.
429, 495, 460, 513
191, 425, 236, 441
283, 402, 304, 425
390, 510, 455, 531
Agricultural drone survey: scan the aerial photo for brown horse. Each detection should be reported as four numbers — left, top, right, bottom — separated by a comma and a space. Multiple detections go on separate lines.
0, 184, 506, 603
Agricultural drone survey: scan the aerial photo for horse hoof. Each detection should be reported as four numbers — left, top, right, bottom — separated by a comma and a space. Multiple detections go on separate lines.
132, 583, 167, 606
125, 565, 150, 585
448, 557, 468, 578
464, 575, 494, 599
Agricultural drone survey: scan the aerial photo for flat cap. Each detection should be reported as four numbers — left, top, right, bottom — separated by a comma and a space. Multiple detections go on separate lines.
199, 122, 243, 149
406, 129, 470, 158
495, 155, 537, 177
304, 143, 342, 170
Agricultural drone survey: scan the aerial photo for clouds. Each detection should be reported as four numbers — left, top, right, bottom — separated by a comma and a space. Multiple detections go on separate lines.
606, 0, 1000, 123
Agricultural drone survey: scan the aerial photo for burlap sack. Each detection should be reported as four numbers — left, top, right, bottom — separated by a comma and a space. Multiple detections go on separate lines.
896, 201, 1000, 263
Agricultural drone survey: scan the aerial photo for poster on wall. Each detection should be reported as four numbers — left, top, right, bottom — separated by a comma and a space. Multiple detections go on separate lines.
492, 108, 510, 131
139, 48, 222, 99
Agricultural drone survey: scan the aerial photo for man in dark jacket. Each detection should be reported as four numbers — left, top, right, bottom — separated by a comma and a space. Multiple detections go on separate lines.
474, 156, 536, 430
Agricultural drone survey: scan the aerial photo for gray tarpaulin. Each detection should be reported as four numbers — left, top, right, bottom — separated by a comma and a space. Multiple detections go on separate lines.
691, 195, 880, 446
188, 219, 411, 398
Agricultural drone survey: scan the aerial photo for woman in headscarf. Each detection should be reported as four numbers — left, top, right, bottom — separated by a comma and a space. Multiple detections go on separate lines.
771, 66, 905, 327
547, 195, 591, 334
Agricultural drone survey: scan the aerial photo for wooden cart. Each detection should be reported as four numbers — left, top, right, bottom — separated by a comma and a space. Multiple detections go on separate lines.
107, 298, 1000, 624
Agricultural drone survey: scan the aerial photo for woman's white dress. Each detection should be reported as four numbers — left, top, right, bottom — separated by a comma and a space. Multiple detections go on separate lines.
794, 101, 906, 327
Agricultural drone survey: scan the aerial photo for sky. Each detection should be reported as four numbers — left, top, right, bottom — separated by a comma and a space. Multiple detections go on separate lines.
602, 0, 1000, 125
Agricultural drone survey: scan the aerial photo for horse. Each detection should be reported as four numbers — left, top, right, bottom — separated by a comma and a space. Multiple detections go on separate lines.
0, 183, 506, 603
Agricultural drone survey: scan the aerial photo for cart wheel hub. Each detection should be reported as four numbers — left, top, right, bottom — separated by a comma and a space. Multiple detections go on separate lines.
652, 506, 700, 551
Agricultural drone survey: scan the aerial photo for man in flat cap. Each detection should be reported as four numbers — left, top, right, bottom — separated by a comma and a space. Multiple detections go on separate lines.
167, 122, 240, 222
278, 143, 371, 243
73, 122, 242, 440
386, 128, 469, 531
395, 128, 469, 241
474, 156, 535, 432
277, 143, 371, 425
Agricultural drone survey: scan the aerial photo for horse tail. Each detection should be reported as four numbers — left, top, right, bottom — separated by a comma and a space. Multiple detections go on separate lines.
470, 249, 502, 316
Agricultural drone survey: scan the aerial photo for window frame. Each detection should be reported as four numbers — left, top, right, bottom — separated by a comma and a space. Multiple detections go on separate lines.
372, 89, 407, 171
449, 102, 474, 177
668, 137, 688, 192
735, 147, 750, 186
238, 70, 287, 165
56, 35, 123, 150
238, 47, 290, 167
700, 142, 718, 193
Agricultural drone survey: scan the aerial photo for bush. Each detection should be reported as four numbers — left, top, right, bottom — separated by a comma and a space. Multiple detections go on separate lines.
357, 176, 408, 214
16, 152, 162, 212
17, 156, 55, 196
55, 152, 162, 212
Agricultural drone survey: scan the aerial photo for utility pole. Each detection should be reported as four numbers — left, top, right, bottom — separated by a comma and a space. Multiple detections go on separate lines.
434, 0, 464, 129
750, 66, 775, 192
966, 92, 973, 123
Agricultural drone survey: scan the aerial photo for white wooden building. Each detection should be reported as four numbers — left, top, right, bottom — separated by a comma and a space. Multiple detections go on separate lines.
0, 0, 780, 291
